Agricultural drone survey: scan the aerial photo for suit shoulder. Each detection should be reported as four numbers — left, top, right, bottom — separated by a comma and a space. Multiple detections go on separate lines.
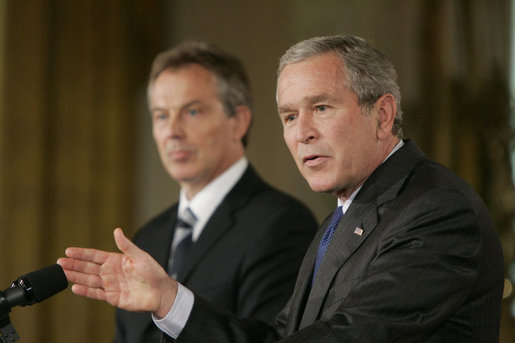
410, 158, 486, 207
396, 157, 498, 244
133, 204, 177, 243
236, 166, 317, 222
254, 182, 316, 217
233, 186, 318, 242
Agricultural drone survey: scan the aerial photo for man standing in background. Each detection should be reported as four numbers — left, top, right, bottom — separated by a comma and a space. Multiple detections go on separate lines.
114, 42, 318, 343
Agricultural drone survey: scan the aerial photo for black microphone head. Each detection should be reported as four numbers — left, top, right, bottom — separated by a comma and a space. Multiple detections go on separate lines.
19, 264, 68, 303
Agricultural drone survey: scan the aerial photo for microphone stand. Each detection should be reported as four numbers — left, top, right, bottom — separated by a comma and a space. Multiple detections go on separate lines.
0, 291, 20, 342
0, 315, 19, 343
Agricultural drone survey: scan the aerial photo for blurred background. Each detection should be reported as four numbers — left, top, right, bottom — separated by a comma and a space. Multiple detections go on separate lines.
0, 0, 513, 341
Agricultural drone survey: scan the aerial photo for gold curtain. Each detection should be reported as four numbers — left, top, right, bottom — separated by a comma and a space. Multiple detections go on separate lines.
0, 1, 163, 342
0, 0, 513, 342
402, 1, 514, 339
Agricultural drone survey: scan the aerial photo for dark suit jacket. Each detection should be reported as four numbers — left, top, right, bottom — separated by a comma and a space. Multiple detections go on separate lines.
173, 140, 504, 343
115, 165, 318, 343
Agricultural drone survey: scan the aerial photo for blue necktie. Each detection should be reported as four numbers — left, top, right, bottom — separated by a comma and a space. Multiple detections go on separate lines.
312, 206, 343, 283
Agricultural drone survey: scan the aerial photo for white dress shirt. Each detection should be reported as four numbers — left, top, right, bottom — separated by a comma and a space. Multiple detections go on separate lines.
177, 156, 248, 242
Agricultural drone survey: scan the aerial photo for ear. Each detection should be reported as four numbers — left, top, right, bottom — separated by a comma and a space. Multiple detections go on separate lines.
374, 94, 396, 140
230, 105, 252, 142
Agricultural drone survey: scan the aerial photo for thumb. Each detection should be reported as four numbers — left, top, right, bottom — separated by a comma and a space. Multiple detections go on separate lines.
113, 228, 145, 260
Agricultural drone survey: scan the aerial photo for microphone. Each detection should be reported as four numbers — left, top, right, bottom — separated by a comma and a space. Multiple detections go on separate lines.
0, 264, 68, 316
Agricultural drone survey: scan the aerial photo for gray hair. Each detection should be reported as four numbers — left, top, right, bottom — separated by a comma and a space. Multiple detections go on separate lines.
148, 41, 252, 146
278, 35, 403, 138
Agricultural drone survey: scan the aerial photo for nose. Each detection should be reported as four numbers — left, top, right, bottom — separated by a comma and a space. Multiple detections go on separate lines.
166, 112, 184, 138
295, 112, 316, 143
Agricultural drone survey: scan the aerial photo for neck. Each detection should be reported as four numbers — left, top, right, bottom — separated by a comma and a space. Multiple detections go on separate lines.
334, 136, 401, 202
182, 152, 245, 200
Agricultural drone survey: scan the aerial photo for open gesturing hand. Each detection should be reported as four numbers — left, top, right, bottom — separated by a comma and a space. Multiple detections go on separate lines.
57, 228, 177, 318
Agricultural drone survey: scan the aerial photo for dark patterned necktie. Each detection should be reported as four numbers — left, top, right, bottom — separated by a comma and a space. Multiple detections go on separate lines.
168, 208, 197, 279
312, 206, 343, 284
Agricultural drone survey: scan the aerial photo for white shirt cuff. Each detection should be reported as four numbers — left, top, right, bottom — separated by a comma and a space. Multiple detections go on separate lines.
152, 282, 195, 339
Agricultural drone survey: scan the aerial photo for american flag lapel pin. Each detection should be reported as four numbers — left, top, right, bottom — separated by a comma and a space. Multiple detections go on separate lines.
354, 227, 364, 236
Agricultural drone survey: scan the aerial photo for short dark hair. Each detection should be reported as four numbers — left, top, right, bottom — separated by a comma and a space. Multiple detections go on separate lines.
279, 35, 403, 138
149, 42, 253, 146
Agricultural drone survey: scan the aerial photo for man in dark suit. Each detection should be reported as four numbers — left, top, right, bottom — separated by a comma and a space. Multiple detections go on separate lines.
114, 42, 318, 343
59, 35, 504, 342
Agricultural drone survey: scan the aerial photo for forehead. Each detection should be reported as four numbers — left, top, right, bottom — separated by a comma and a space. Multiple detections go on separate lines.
279, 53, 346, 84
150, 64, 219, 98
277, 53, 348, 106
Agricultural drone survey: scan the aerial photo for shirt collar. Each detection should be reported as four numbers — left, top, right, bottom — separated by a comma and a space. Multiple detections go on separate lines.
386, 139, 404, 160
179, 157, 248, 241
336, 139, 404, 213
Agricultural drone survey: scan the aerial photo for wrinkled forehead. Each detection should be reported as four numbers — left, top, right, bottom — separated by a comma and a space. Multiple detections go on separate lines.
277, 52, 347, 86
276, 53, 348, 102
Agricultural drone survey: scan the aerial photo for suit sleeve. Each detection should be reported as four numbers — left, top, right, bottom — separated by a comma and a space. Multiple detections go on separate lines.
172, 188, 491, 343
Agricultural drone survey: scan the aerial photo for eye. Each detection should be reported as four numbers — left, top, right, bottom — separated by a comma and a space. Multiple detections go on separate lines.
187, 108, 199, 116
284, 113, 297, 123
315, 105, 328, 112
153, 112, 168, 121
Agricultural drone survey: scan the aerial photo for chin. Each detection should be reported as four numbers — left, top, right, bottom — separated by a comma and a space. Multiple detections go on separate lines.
168, 169, 197, 181
306, 181, 334, 194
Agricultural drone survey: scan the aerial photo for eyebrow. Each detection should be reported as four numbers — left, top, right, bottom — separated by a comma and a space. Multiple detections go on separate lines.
277, 94, 334, 114
180, 100, 202, 110
305, 94, 334, 104
151, 99, 203, 112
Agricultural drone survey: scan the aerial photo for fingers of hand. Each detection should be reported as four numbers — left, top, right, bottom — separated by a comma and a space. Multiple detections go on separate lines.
64, 247, 110, 265
71, 284, 106, 301
62, 269, 103, 289
57, 257, 104, 287
57, 256, 101, 275
114, 228, 148, 262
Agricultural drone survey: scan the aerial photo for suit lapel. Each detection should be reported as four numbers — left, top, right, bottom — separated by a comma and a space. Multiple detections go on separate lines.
176, 165, 264, 283
151, 207, 178, 269
299, 184, 380, 328
177, 204, 234, 282
298, 140, 425, 328
283, 228, 324, 334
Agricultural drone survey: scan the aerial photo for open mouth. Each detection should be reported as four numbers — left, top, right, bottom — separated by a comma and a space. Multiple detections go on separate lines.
303, 154, 328, 167
303, 154, 320, 163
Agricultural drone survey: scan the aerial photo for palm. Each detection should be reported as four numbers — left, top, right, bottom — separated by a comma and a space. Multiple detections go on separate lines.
100, 249, 165, 311
58, 228, 175, 314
